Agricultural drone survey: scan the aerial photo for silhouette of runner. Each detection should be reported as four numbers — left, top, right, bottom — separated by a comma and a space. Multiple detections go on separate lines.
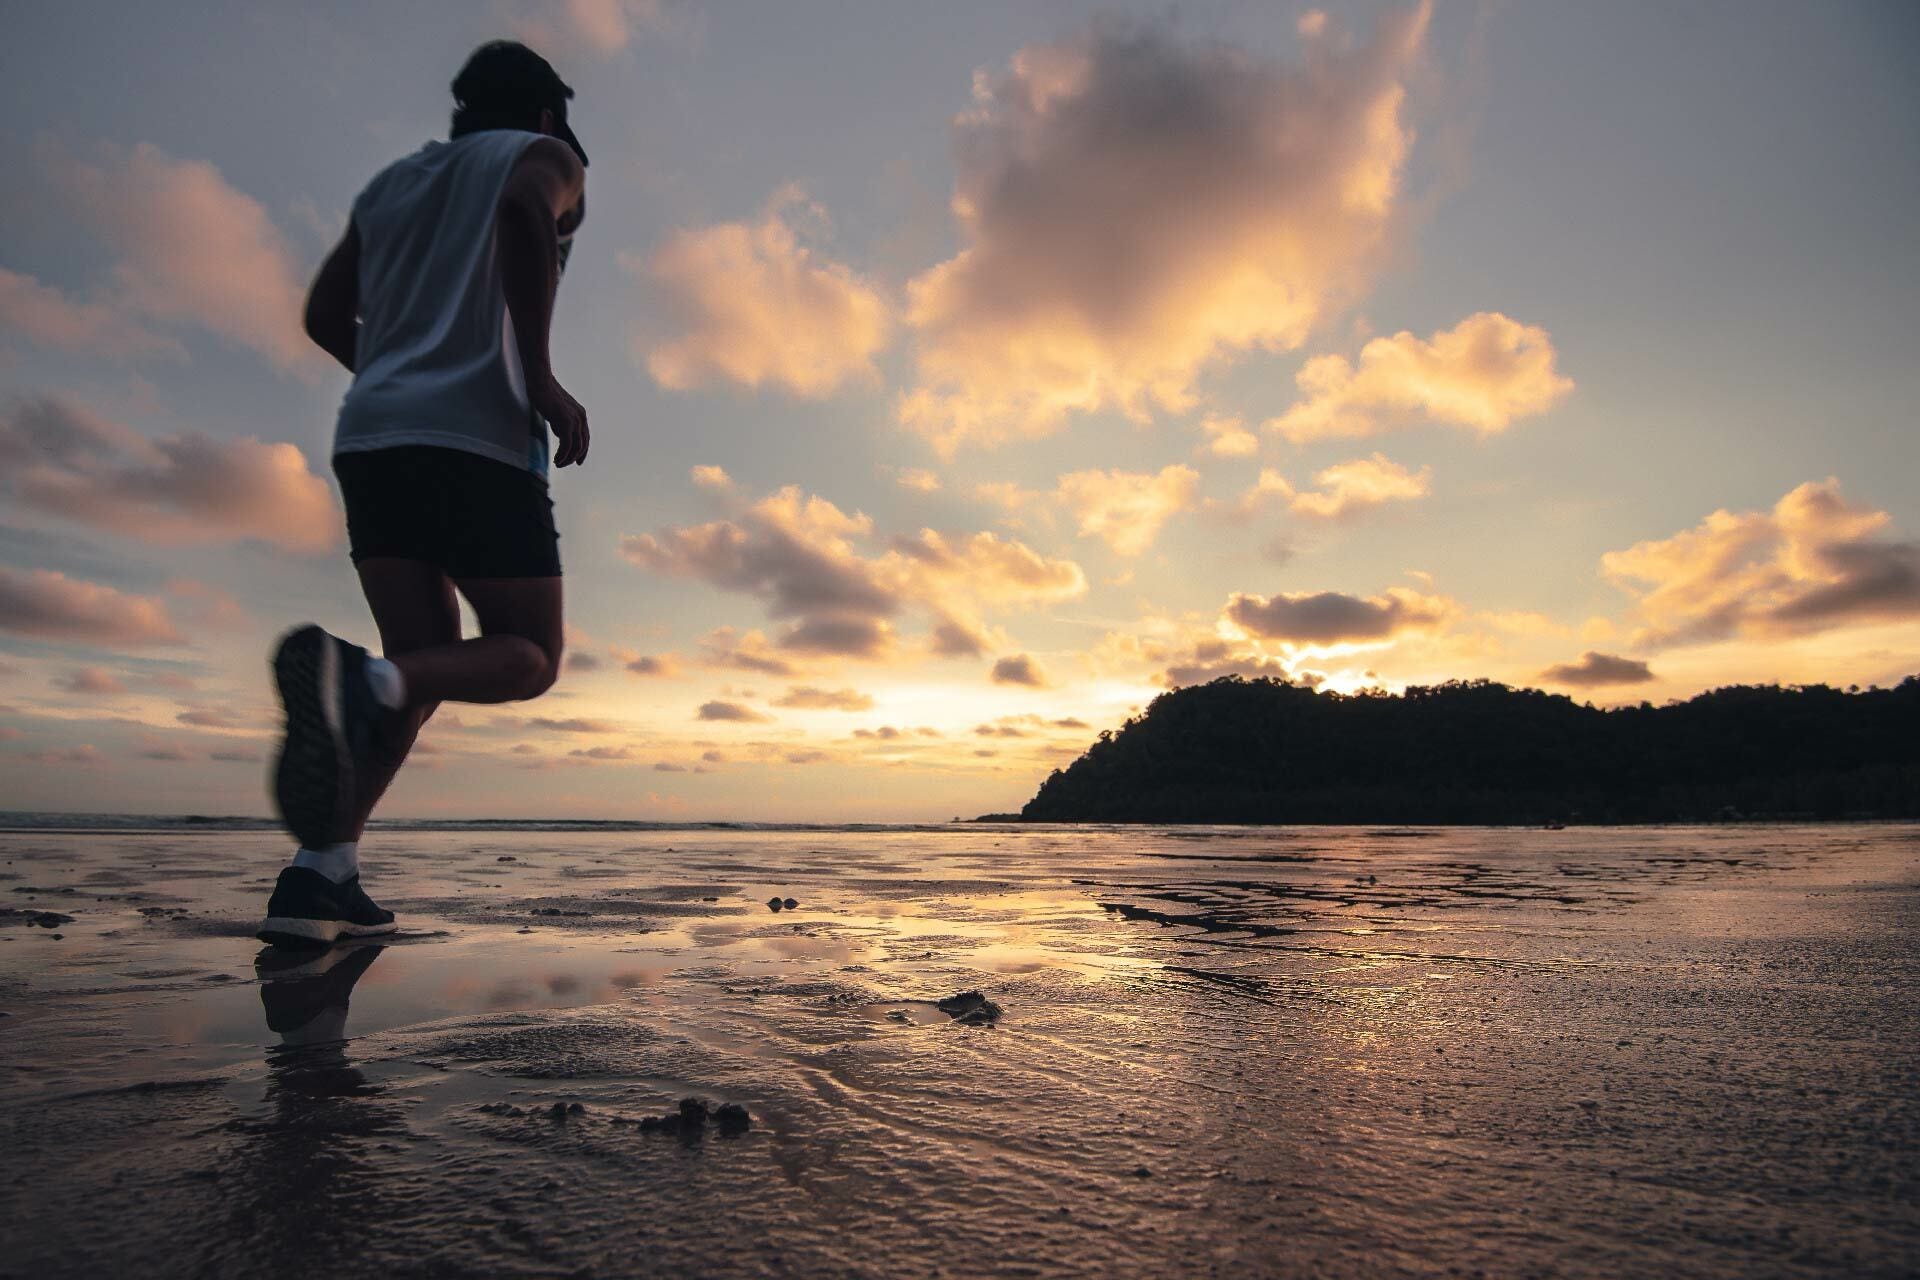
259, 41, 588, 949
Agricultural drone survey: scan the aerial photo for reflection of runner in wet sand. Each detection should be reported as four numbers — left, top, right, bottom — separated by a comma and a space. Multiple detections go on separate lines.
256, 943, 385, 1049
259, 41, 589, 950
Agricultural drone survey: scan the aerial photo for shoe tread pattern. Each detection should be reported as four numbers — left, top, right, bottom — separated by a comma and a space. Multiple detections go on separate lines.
271, 626, 350, 849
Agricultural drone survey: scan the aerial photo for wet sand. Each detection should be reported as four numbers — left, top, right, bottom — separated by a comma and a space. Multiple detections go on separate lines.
1, 822, 1916, 1277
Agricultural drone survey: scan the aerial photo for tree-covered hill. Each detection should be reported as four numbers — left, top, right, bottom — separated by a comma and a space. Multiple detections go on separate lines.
1018, 676, 1920, 824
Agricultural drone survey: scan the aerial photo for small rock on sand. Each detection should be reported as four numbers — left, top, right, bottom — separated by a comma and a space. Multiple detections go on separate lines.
782, 897, 798, 909
636, 1097, 752, 1137
766, 897, 784, 912
936, 991, 1002, 1025
0, 909, 77, 929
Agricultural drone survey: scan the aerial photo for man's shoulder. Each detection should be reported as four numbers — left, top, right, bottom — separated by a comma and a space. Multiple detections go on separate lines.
357, 134, 544, 204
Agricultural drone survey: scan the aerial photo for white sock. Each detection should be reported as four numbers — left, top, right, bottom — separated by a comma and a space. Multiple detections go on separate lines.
291, 842, 359, 883
364, 657, 406, 710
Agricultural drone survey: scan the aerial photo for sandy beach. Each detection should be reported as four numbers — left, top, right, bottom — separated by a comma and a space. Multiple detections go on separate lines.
1, 821, 1916, 1277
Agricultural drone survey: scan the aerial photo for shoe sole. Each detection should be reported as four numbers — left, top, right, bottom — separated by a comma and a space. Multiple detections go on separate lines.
256, 915, 399, 950
272, 626, 350, 849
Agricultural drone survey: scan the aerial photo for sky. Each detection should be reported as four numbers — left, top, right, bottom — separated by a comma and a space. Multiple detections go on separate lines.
2, 0, 1917, 821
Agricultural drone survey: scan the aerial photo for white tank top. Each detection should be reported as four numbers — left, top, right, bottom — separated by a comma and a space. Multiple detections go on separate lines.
333, 130, 554, 479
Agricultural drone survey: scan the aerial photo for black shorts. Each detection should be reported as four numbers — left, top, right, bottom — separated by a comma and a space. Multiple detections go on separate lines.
334, 445, 561, 578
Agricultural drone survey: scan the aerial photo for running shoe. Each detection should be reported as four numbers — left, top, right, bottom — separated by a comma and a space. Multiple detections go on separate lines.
256, 866, 398, 949
271, 624, 389, 847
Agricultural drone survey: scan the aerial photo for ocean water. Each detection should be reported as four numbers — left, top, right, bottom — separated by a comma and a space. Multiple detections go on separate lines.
1, 822, 1915, 1277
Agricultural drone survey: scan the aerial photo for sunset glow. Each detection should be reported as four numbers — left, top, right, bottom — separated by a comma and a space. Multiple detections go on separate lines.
2, 2, 1916, 820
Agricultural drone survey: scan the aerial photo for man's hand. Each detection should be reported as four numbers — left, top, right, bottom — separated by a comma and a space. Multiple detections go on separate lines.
532, 373, 589, 467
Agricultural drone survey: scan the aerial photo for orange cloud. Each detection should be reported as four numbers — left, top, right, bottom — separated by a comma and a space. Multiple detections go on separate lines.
21, 744, 105, 766
511, 0, 671, 57
1225, 586, 1454, 645
773, 686, 875, 711
1601, 479, 1920, 647
0, 569, 183, 647
990, 654, 1049, 687
0, 267, 181, 359
1540, 651, 1655, 687
526, 717, 620, 733
621, 651, 683, 678
1055, 465, 1198, 556
697, 627, 800, 675
624, 478, 1084, 662
1161, 637, 1295, 688
167, 579, 251, 628
1285, 453, 1430, 519
698, 699, 771, 723
50, 142, 317, 374
1198, 415, 1260, 459
634, 189, 890, 398
176, 707, 253, 729
1, 398, 337, 552
1271, 312, 1572, 442
571, 745, 638, 761
54, 666, 127, 695
1213, 455, 1428, 523
898, 7, 1431, 452
892, 467, 942, 493
884, 528, 1087, 611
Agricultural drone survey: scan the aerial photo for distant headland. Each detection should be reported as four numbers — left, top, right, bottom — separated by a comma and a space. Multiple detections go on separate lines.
1006, 676, 1920, 825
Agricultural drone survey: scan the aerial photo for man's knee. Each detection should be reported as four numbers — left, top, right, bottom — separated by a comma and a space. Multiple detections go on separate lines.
505, 639, 560, 699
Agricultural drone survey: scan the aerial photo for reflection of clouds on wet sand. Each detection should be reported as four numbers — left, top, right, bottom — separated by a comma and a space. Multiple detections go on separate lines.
1, 824, 1916, 1276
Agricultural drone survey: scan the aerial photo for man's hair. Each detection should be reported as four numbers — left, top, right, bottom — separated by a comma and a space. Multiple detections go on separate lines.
448, 41, 587, 166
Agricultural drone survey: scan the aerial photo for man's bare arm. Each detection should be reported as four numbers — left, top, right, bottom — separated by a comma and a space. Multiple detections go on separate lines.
303, 224, 360, 372
498, 138, 590, 466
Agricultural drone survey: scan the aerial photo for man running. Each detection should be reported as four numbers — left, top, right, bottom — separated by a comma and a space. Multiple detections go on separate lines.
258, 41, 589, 949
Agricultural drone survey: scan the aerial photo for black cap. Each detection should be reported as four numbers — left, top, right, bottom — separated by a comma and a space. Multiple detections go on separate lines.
452, 41, 588, 168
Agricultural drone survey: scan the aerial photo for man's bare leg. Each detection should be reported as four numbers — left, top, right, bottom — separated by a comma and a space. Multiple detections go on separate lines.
344, 558, 462, 840
345, 571, 565, 838
386, 575, 564, 704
